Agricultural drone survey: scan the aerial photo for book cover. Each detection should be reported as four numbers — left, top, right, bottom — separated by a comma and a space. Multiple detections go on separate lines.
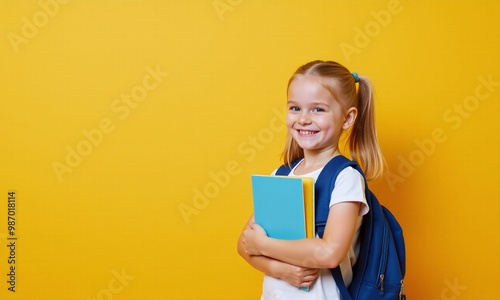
251, 175, 315, 240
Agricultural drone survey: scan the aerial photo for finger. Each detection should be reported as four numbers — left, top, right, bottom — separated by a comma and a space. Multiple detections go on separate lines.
304, 268, 320, 276
298, 268, 317, 276
298, 281, 313, 289
300, 268, 313, 275
253, 223, 264, 231
303, 273, 319, 282
302, 275, 318, 285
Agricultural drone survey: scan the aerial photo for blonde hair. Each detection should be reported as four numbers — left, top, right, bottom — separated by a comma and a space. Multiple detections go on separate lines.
282, 60, 384, 180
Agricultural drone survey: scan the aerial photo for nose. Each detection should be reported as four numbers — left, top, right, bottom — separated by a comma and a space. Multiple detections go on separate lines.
298, 111, 312, 125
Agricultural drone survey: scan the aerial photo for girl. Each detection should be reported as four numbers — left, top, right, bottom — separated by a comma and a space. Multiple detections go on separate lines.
237, 60, 384, 300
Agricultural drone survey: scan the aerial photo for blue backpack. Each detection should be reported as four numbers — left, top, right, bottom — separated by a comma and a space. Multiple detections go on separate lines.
276, 155, 406, 300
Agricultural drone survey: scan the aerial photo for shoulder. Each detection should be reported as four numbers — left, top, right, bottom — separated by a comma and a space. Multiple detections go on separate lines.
331, 166, 369, 215
336, 166, 364, 184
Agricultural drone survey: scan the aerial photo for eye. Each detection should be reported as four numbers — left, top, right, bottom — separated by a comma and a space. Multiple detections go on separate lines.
289, 106, 300, 112
313, 107, 325, 112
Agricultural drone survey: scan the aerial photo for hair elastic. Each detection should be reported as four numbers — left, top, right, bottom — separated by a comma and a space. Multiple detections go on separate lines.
352, 72, 359, 83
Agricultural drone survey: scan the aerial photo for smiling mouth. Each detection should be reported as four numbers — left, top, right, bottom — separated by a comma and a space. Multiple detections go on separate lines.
297, 130, 318, 135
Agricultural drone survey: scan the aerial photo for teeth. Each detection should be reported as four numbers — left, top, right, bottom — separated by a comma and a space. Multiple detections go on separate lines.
299, 130, 317, 135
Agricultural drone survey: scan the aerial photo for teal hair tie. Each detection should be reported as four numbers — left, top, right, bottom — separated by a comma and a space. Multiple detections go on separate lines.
352, 72, 359, 83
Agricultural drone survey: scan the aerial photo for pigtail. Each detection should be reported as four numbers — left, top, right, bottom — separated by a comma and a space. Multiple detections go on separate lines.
348, 76, 384, 180
282, 134, 304, 167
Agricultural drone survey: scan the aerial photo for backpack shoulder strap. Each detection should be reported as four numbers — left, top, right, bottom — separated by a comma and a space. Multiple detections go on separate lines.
315, 155, 358, 233
316, 155, 360, 300
275, 159, 302, 176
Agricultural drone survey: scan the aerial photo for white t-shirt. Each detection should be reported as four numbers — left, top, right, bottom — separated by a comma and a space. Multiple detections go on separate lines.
261, 161, 369, 300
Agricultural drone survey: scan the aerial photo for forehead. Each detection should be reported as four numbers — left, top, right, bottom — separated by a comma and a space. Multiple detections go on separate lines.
288, 75, 338, 102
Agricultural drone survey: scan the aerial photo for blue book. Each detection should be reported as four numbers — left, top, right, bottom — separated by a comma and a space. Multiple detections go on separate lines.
251, 175, 315, 240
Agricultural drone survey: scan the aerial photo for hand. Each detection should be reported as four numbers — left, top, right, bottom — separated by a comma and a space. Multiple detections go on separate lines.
278, 262, 320, 288
242, 222, 267, 256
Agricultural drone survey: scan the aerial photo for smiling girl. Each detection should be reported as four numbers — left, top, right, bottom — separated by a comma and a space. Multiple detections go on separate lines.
237, 60, 384, 300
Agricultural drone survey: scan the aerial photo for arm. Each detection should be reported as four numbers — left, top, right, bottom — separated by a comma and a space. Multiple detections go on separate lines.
243, 201, 361, 269
237, 215, 320, 288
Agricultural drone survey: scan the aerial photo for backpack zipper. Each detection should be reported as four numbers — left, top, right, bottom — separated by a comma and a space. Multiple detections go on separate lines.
399, 279, 406, 300
378, 220, 390, 291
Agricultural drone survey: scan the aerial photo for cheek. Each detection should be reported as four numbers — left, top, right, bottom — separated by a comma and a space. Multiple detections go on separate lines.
286, 114, 295, 129
316, 117, 338, 135
315, 117, 330, 129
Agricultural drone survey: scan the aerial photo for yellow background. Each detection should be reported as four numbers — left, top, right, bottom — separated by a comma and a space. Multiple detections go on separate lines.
1, 0, 499, 299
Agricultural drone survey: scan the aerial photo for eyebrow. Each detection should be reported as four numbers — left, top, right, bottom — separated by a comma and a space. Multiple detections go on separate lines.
310, 101, 330, 107
287, 100, 331, 107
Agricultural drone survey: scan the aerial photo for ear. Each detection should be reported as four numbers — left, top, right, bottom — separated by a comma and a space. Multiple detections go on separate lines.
342, 107, 357, 130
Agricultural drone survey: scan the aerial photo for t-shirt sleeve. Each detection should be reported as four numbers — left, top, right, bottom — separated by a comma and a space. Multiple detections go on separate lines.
330, 167, 369, 216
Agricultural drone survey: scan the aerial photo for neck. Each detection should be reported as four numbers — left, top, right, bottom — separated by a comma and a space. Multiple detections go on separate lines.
299, 146, 341, 173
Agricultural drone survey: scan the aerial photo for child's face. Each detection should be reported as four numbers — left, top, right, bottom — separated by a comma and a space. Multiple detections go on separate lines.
287, 76, 346, 154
